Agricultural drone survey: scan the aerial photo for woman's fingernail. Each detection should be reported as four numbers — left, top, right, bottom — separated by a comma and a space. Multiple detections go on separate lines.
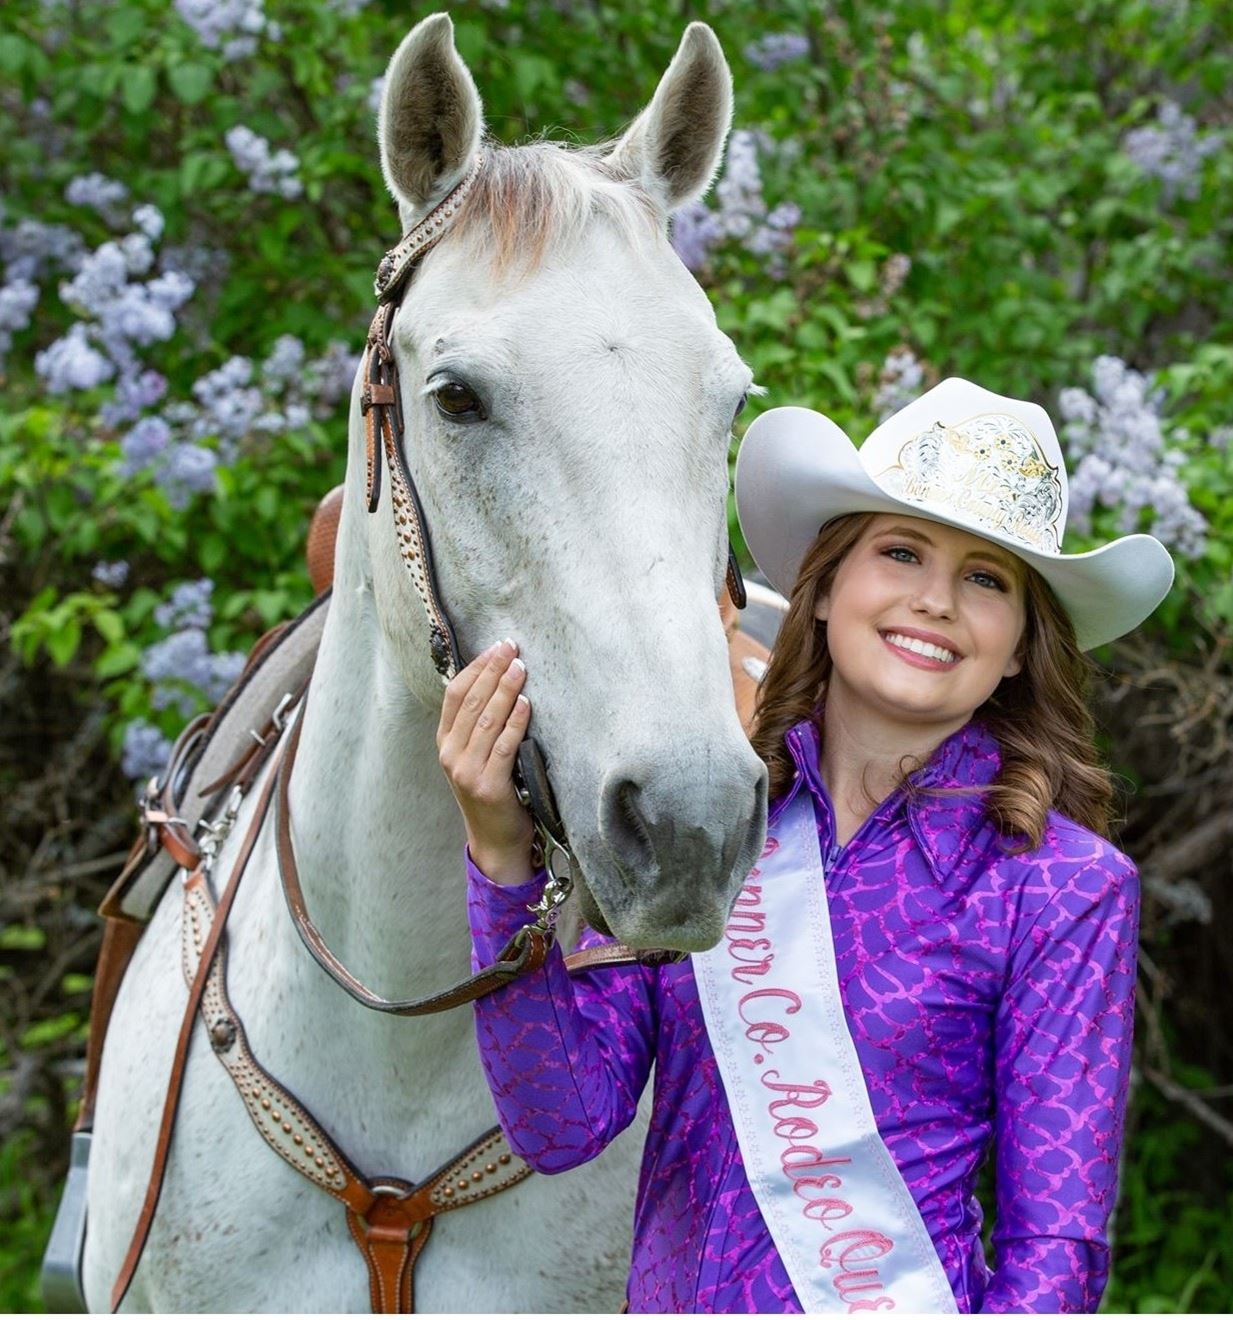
511, 657, 526, 674
516, 694, 530, 708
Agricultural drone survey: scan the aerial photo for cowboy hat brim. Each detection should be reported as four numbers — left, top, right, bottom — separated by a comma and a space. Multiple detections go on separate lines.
735, 406, 1175, 652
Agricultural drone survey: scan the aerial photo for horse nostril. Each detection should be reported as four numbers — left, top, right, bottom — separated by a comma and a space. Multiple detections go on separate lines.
601, 776, 657, 875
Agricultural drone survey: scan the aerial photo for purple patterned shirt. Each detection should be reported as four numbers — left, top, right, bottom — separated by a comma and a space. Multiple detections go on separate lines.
468, 717, 1139, 1313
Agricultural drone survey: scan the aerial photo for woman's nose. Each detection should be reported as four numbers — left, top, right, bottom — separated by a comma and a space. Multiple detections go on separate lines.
911, 572, 957, 618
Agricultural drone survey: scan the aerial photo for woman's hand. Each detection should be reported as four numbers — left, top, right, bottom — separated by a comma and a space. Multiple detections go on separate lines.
437, 639, 537, 886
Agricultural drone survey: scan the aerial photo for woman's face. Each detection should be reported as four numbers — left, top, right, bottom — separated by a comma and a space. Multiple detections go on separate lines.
815, 513, 1028, 732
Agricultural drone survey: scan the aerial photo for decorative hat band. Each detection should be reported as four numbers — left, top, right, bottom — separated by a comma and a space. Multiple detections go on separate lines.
874, 411, 1065, 554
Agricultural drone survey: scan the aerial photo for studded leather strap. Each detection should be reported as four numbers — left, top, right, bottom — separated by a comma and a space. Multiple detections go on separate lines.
181, 865, 533, 1313
110, 746, 284, 1312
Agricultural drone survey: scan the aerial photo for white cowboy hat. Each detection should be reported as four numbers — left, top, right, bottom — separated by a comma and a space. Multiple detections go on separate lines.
734, 377, 1175, 651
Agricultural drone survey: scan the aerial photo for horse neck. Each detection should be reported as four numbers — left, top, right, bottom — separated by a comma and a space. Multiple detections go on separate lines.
285, 486, 470, 1001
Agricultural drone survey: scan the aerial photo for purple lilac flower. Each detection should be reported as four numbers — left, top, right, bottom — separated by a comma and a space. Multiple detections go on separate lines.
1061, 355, 1206, 557
92, 560, 130, 588
670, 131, 799, 270
35, 324, 115, 393
874, 348, 925, 420
155, 578, 214, 630
206, 651, 246, 699
746, 201, 801, 258
120, 416, 172, 473
715, 130, 765, 241
65, 173, 130, 222
670, 201, 724, 272
225, 125, 303, 199
0, 278, 38, 360
132, 204, 165, 241
191, 356, 263, 440
175, 0, 278, 62
262, 334, 305, 386
142, 623, 244, 714
101, 368, 169, 426
0, 218, 85, 283
121, 719, 173, 783
307, 341, 361, 410
744, 33, 810, 72
1122, 100, 1222, 203
158, 443, 218, 507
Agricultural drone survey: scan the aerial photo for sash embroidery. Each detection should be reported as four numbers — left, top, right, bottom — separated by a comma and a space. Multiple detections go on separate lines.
693, 789, 958, 1314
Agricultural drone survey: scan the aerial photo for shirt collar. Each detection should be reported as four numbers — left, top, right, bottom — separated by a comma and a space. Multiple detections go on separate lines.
773, 714, 1002, 881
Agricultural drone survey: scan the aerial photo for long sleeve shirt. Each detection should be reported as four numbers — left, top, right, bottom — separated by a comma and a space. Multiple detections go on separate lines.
468, 717, 1140, 1313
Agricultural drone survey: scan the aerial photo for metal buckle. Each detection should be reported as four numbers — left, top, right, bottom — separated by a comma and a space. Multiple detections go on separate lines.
271, 692, 295, 733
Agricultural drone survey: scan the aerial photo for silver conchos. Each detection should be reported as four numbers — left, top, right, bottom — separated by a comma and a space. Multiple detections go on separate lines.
876, 411, 1064, 553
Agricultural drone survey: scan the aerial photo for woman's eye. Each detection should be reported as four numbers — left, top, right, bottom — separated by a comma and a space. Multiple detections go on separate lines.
433, 382, 485, 420
885, 546, 917, 563
970, 570, 1006, 591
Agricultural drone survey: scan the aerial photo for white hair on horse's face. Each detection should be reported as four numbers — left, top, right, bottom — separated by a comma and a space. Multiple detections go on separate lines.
450, 142, 661, 280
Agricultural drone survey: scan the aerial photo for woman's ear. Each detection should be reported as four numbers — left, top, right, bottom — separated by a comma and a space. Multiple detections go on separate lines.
813, 593, 829, 623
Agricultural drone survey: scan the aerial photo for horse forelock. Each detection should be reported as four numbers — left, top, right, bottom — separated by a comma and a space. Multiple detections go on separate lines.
451, 141, 660, 277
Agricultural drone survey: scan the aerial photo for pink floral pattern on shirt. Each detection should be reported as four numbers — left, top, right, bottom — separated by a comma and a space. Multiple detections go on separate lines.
469, 718, 1139, 1313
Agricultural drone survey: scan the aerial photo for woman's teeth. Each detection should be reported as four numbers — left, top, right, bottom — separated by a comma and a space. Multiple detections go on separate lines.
883, 632, 959, 664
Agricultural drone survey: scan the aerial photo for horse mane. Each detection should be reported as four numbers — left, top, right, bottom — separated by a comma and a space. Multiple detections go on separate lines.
453, 141, 661, 277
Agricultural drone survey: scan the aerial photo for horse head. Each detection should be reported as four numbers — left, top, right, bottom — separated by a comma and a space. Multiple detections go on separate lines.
359, 13, 768, 951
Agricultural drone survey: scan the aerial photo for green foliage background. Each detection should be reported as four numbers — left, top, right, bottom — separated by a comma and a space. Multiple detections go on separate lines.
2, 0, 1231, 1311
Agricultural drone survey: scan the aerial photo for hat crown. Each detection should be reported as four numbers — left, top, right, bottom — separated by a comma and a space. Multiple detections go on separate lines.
863, 379, 1068, 554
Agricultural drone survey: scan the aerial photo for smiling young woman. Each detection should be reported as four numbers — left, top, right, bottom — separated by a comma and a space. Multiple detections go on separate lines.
443, 378, 1176, 1313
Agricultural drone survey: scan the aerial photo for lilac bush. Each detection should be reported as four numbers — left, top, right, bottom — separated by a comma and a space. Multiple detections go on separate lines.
174, 0, 279, 62
1060, 356, 1207, 557
744, 34, 810, 72
670, 130, 799, 271
1122, 100, 1222, 203
874, 348, 925, 420
120, 720, 174, 783
141, 580, 246, 718
225, 126, 304, 199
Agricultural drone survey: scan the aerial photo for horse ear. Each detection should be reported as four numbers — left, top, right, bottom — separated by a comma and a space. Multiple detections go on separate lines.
378, 13, 484, 225
608, 23, 733, 214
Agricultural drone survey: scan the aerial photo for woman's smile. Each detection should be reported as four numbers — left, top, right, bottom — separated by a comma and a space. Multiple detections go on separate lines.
878, 628, 963, 670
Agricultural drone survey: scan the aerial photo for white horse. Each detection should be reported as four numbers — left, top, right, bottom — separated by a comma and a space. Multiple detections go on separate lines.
82, 14, 767, 1311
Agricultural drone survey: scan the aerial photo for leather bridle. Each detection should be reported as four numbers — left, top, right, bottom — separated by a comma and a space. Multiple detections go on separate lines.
354, 150, 745, 919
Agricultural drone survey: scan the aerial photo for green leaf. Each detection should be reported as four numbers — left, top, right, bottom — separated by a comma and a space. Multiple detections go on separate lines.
95, 641, 141, 679
168, 62, 214, 106
0, 35, 28, 75
122, 64, 158, 115
105, 7, 147, 47
0, 926, 46, 951
46, 619, 83, 668
21, 1013, 83, 1049
93, 609, 125, 644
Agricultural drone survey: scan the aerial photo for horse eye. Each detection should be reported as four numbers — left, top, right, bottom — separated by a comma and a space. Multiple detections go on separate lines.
434, 382, 485, 421
733, 392, 749, 422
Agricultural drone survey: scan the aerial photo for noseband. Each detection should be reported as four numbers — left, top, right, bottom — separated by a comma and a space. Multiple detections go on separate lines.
360, 153, 746, 889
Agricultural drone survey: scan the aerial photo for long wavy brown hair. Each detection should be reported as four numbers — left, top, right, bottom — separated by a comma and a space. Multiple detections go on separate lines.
749, 513, 1115, 849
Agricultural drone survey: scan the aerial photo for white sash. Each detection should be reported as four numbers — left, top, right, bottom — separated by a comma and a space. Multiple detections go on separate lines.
693, 788, 958, 1314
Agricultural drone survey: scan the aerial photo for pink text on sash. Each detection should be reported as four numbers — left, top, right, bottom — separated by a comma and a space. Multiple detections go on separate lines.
721, 851, 898, 1313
